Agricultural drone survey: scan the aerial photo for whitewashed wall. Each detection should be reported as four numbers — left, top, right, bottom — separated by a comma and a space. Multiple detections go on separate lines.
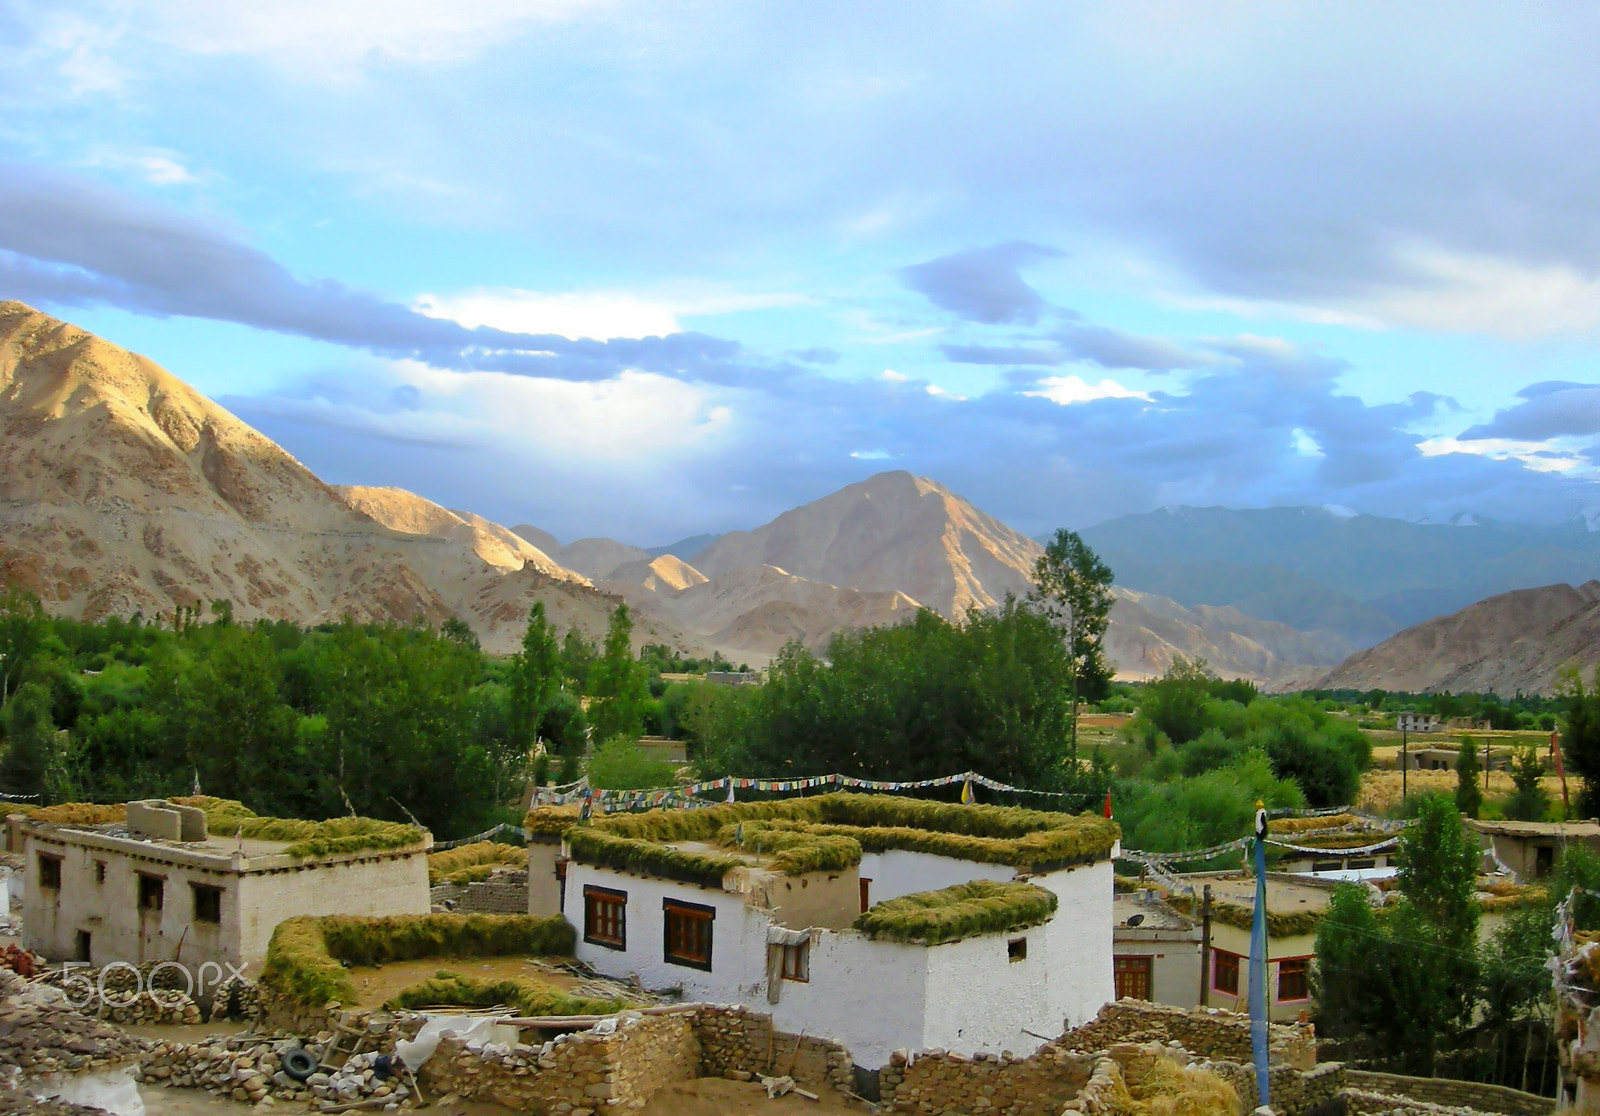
858, 849, 1014, 908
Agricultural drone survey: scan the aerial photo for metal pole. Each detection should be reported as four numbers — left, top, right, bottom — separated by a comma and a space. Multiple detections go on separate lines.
1401, 720, 1408, 803
1199, 884, 1212, 1008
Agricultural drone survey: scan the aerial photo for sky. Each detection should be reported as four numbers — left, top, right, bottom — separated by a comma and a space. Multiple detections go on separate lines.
5, 2, 1600, 544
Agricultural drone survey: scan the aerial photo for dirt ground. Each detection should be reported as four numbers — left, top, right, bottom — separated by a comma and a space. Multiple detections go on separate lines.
639, 1077, 866, 1116
1360, 768, 1569, 814
141, 1082, 525, 1115
343, 955, 597, 1009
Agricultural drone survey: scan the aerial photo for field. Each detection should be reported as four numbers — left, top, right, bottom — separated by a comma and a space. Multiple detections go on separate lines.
1358, 769, 1570, 815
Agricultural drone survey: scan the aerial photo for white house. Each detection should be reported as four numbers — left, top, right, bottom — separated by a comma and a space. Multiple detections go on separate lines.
536, 793, 1120, 1069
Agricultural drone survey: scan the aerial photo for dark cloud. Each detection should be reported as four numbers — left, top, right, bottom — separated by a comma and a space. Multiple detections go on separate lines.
788, 347, 841, 364
0, 166, 754, 385
941, 343, 1061, 365
942, 325, 1199, 371
1461, 382, 1600, 441
900, 242, 1061, 325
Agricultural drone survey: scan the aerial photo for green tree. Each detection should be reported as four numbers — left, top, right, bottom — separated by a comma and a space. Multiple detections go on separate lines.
587, 606, 648, 743
1560, 667, 1600, 817
0, 682, 59, 801
508, 602, 561, 752
1455, 736, 1483, 819
1136, 658, 1214, 746
561, 629, 597, 694
1504, 745, 1549, 821
1032, 528, 1115, 758
0, 585, 46, 703
585, 735, 678, 789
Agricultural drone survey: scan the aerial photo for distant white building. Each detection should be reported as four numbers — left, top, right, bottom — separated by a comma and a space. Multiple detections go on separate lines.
533, 794, 1119, 1069
1395, 713, 1442, 733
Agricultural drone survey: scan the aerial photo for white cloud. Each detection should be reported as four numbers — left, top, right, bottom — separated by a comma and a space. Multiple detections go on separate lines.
880, 369, 909, 382
415, 289, 681, 341
1361, 242, 1600, 340
1418, 434, 1589, 474
86, 147, 200, 185
1023, 375, 1151, 406
925, 383, 968, 401
850, 449, 893, 460
1291, 428, 1323, 457
393, 360, 734, 460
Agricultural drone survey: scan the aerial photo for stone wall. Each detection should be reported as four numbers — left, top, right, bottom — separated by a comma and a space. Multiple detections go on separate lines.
692, 1004, 854, 1094
1345, 1087, 1508, 1116
1345, 1070, 1554, 1116
880, 1043, 1097, 1116
419, 1010, 700, 1114
430, 868, 530, 914
1061, 999, 1318, 1070
1205, 1057, 1345, 1115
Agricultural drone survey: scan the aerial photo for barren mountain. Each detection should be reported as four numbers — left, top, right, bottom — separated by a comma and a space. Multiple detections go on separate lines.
509, 527, 651, 581
693, 471, 1042, 617
1317, 581, 1600, 695
0, 301, 693, 654
1109, 589, 1356, 683
600, 559, 921, 660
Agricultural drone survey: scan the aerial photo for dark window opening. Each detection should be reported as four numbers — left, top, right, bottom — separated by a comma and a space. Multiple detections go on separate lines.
779, 942, 809, 982
1312, 860, 1342, 873
663, 899, 715, 970
1277, 956, 1311, 1002
1348, 859, 1376, 870
94, 860, 106, 884
1213, 950, 1240, 995
1114, 955, 1153, 1000
138, 873, 164, 913
583, 885, 626, 950
74, 931, 91, 963
1008, 937, 1028, 962
192, 883, 223, 924
37, 854, 61, 891
1536, 845, 1556, 879
859, 877, 872, 914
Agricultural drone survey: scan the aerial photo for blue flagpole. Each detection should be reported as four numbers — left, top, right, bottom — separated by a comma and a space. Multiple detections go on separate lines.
1248, 800, 1270, 1109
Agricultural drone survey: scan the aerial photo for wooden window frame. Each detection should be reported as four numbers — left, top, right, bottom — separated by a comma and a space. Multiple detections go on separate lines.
859, 877, 872, 914
1008, 936, 1028, 962
1212, 949, 1240, 995
192, 883, 223, 925
137, 872, 165, 914
583, 885, 627, 950
662, 899, 716, 971
1114, 954, 1154, 1001
1276, 956, 1311, 1003
37, 853, 62, 891
779, 941, 809, 983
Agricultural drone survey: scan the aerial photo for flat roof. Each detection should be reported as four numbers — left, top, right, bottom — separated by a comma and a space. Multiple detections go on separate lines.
1185, 872, 1336, 915
1114, 892, 1195, 932
1469, 819, 1600, 839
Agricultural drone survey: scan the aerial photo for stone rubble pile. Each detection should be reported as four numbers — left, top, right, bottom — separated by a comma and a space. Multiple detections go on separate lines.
0, 973, 148, 1081
308, 1050, 414, 1109
136, 1035, 301, 1106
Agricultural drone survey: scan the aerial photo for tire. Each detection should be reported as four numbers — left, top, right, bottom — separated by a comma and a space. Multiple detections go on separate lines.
282, 1048, 318, 1081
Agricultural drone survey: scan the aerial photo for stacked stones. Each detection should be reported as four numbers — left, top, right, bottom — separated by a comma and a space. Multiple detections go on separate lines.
309, 1050, 414, 1109
1060, 1056, 1126, 1116
879, 1043, 1096, 1116
1061, 1000, 1318, 1070
1344, 1092, 1511, 1116
136, 1036, 293, 1106
1344, 1071, 1553, 1116
0, 981, 149, 1084
429, 867, 530, 913
209, 977, 264, 1024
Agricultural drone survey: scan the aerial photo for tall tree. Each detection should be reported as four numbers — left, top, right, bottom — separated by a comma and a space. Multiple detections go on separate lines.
587, 605, 648, 743
0, 681, 58, 801
561, 629, 597, 694
0, 585, 46, 703
1560, 667, 1600, 817
1032, 528, 1114, 759
1455, 735, 1483, 819
507, 602, 561, 752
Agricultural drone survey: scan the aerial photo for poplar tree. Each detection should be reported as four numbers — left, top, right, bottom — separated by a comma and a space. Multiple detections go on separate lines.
508, 602, 561, 752
588, 605, 648, 743
1455, 736, 1483, 819
1032, 528, 1114, 759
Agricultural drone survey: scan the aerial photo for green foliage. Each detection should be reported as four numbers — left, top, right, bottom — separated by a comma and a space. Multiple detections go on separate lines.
427, 840, 529, 885
561, 629, 596, 694
0, 586, 46, 705
260, 913, 577, 1008
855, 879, 1058, 944
385, 973, 626, 1016
1454, 736, 1483, 819
1562, 667, 1600, 818
1314, 796, 1481, 1075
0, 681, 61, 801
1135, 658, 1215, 746
708, 600, 1097, 795
585, 735, 679, 790
170, 796, 423, 858
1503, 745, 1549, 821
508, 602, 562, 756
588, 606, 649, 742
1113, 752, 1305, 854
1032, 528, 1116, 752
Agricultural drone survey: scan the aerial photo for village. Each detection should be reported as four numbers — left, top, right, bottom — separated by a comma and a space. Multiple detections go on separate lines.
1, 769, 1599, 1116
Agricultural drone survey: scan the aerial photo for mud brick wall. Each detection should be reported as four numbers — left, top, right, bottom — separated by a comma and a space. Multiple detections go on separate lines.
690, 1005, 854, 1094
1062, 1000, 1318, 1069
1345, 1071, 1554, 1116
430, 868, 530, 914
878, 1042, 1098, 1116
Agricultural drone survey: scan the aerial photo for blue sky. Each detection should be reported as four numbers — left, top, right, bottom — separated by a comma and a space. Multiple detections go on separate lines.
5, 2, 1600, 543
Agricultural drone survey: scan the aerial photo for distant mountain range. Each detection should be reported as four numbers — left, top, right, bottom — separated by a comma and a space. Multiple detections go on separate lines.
1077, 505, 1600, 645
1317, 581, 1600, 695
7, 298, 1598, 690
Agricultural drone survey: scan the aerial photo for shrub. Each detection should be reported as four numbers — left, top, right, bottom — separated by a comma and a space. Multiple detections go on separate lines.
854, 880, 1058, 944
260, 913, 577, 1008
585, 736, 679, 790
427, 841, 529, 885
385, 973, 627, 1016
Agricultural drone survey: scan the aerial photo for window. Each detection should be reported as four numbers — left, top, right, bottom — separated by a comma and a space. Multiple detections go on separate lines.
1536, 845, 1555, 879
138, 873, 164, 913
1212, 949, 1240, 995
859, 877, 872, 914
1348, 859, 1376, 871
94, 860, 106, 884
583, 886, 626, 950
75, 931, 91, 963
192, 884, 223, 924
663, 899, 715, 970
37, 854, 61, 891
1008, 937, 1028, 962
1312, 860, 1342, 873
1277, 956, 1311, 1002
779, 941, 809, 982
1114, 955, 1153, 1000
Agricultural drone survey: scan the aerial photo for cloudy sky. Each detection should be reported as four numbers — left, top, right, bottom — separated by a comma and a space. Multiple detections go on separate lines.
5, 2, 1600, 543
